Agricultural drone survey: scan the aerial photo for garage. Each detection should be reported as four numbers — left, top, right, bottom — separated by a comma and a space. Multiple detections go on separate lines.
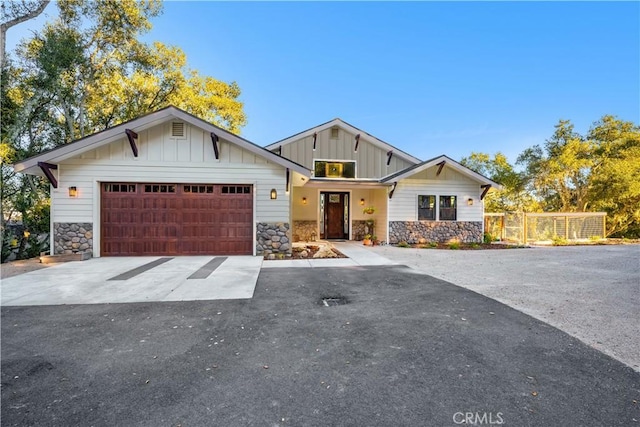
101, 183, 253, 256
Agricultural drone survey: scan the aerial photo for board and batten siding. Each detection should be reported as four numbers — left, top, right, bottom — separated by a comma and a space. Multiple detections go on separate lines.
279, 127, 415, 179
388, 166, 484, 223
52, 121, 290, 254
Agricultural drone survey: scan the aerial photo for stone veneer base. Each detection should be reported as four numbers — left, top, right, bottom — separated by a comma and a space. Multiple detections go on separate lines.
54, 222, 93, 255
256, 222, 292, 256
389, 221, 482, 244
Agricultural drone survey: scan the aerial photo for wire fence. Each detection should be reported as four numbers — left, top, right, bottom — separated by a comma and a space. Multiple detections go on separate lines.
484, 212, 606, 244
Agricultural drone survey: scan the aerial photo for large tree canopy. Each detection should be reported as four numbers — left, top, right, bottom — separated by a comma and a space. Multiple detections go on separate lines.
465, 116, 640, 237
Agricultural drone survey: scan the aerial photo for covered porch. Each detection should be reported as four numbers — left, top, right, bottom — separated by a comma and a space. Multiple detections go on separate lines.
290, 180, 391, 243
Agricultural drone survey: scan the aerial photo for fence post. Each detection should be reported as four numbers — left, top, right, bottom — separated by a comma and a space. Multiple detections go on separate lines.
565, 216, 569, 240
522, 213, 527, 244
602, 214, 606, 238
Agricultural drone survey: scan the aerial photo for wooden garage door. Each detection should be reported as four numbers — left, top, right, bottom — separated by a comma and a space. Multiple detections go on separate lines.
101, 183, 253, 256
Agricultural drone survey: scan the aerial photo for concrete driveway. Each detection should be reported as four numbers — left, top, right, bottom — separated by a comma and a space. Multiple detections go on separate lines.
367, 243, 640, 372
2, 265, 638, 426
1, 256, 262, 305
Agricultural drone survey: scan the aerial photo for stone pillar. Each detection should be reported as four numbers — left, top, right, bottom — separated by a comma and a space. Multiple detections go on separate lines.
54, 222, 93, 255
256, 222, 292, 257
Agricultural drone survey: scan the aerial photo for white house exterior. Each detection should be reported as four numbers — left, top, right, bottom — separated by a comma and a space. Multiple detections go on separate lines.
13, 107, 309, 257
14, 107, 499, 257
268, 119, 500, 246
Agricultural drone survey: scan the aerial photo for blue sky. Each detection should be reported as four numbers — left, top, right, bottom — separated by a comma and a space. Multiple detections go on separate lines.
5, 1, 639, 164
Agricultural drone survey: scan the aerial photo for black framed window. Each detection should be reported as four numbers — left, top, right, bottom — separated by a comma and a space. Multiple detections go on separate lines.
439, 196, 457, 221
314, 161, 356, 178
418, 195, 436, 220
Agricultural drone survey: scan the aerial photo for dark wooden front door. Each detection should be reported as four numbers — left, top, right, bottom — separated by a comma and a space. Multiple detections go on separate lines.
101, 183, 253, 256
323, 192, 349, 239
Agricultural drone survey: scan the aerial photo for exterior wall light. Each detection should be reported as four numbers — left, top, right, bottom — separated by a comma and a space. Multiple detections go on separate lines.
360, 198, 365, 206
69, 186, 78, 198
270, 189, 277, 200
302, 197, 307, 205
467, 198, 474, 206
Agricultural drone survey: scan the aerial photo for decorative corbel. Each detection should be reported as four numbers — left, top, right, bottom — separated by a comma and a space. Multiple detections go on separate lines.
285, 168, 290, 194
37, 162, 58, 188
354, 134, 360, 152
125, 129, 138, 157
312, 132, 317, 151
210, 132, 220, 159
480, 184, 492, 200
386, 150, 393, 166
436, 161, 446, 176
388, 181, 398, 199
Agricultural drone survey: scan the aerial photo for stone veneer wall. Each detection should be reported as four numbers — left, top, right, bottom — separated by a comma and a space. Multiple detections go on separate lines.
389, 221, 482, 244
292, 221, 317, 242
256, 222, 292, 256
54, 222, 93, 255
351, 220, 367, 240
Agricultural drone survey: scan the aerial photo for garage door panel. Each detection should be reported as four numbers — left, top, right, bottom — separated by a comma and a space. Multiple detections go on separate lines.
101, 183, 252, 256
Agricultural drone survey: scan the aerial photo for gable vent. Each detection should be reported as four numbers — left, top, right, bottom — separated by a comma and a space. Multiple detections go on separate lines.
171, 122, 185, 138
330, 127, 339, 139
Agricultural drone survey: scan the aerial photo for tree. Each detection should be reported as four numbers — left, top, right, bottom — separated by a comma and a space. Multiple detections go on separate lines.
2, 0, 248, 259
517, 120, 594, 212
460, 152, 537, 212
587, 116, 640, 237
0, 0, 50, 68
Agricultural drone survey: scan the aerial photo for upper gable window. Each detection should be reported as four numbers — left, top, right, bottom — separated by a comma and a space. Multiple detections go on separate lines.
171, 122, 186, 138
314, 160, 356, 179
330, 127, 339, 139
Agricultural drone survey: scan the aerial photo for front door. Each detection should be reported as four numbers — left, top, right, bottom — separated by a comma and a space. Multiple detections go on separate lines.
322, 192, 349, 239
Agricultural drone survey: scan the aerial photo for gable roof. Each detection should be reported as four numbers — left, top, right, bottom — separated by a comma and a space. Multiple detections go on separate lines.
14, 106, 310, 177
265, 118, 423, 165
381, 154, 502, 189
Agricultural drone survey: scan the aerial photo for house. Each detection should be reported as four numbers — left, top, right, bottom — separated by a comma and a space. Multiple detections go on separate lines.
267, 118, 500, 246
13, 106, 499, 257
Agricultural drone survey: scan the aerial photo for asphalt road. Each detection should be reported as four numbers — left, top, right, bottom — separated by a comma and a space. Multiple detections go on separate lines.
2, 265, 639, 426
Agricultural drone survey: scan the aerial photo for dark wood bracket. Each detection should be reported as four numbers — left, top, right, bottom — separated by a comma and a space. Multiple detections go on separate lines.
386, 150, 393, 166
38, 162, 58, 188
125, 129, 138, 157
354, 134, 360, 152
480, 184, 492, 200
210, 132, 220, 159
285, 168, 290, 194
276, 146, 282, 156
388, 181, 398, 199
436, 161, 446, 176
312, 132, 317, 151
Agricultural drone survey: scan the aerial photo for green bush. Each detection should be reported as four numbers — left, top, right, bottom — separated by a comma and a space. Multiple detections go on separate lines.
448, 242, 460, 250
483, 232, 494, 244
552, 236, 568, 246
397, 241, 410, 248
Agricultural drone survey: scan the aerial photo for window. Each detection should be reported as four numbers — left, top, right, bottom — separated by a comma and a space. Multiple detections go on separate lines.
184, 185, 214, 194
222, 185, 251, 194
144, 184, 176, 193
104, 184, 136, 193
418, 195, 436, 220
439, 196, 457, 221
314, 160, 356, 179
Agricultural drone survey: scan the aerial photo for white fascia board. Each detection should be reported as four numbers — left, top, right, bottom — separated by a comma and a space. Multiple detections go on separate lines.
14, 106, 311, 177
266, 118, 422, 165
382, 155, 502, 189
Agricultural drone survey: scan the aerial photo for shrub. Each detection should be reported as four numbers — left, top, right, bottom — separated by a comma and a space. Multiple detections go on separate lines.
448, 242, 460, 250
483, 232, 494, 244
552, 236, 568, 246
397, 241, 410, 248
